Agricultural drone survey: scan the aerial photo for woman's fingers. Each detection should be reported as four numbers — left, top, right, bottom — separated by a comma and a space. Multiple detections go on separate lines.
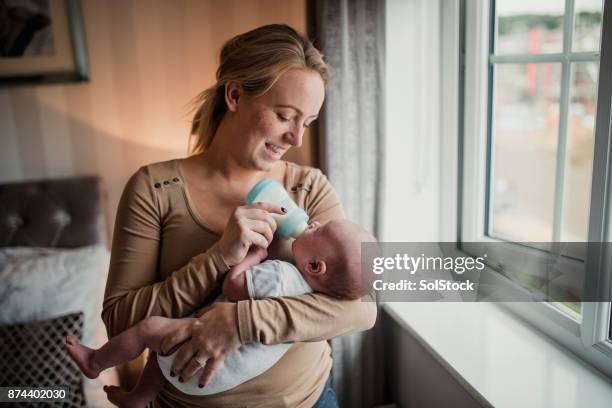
252, 246, 268, 261
249, 201, 287, 215
217, 204, 284, 266
178, 351, 209, 382
245, 229, 269, 249
170, 341, 197, 379
244, 219, 274, 245
239, 208, 278, 232
160, 324, 191, 356
198, 357, 224, 388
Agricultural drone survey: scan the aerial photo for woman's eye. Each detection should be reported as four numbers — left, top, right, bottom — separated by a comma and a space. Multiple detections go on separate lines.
276, 113, 290, 122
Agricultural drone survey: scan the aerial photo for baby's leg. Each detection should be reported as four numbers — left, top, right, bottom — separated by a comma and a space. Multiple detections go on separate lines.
65, 316, 190, 379
104, 353, 167, 408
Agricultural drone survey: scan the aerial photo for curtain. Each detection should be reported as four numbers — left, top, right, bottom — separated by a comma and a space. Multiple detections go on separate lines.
308, 1, 386, 407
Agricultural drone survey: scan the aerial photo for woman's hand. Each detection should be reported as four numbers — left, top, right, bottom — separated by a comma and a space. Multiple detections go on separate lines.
160, 302, 241, 387
216, 202, 286, 266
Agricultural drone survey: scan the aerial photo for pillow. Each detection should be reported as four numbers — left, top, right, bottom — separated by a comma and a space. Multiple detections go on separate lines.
0, 312, 87, 407
0, 245, 110, 345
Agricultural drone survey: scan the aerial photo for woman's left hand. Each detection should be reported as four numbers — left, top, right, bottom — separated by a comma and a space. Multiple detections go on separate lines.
160, 302, 241, 387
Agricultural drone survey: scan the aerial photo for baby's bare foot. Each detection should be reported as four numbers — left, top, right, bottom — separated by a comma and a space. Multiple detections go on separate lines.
64, 335, 100, 379
103, 385, 149, 408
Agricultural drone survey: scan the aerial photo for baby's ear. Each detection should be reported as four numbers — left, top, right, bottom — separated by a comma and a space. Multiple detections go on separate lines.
306, 260, 327, 276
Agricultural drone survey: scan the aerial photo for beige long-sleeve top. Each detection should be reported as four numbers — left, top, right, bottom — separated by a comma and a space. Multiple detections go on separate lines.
102, 159, 377, 408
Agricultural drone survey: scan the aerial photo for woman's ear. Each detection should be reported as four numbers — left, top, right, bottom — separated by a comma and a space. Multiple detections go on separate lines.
305, 259, 327, 276
225, 80, 242, 112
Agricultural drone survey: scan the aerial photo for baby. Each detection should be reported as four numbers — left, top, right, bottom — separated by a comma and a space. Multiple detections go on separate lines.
65, 218, 375, 408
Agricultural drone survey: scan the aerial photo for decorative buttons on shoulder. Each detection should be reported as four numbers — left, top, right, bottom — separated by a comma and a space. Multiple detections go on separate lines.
154, 178, 180, 189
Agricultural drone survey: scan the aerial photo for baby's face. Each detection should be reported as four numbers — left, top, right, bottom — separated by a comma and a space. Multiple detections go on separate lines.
291, 221, 324, 263
292, 219, 354, 267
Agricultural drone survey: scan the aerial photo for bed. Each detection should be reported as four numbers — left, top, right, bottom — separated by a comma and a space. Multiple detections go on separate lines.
0, 176, 118, 407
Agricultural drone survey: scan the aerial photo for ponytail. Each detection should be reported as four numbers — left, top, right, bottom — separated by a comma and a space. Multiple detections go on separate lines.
189, 84, 226, 153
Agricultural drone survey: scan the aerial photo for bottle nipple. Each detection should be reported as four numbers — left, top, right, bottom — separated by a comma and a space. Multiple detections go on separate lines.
291, 220, 309, 238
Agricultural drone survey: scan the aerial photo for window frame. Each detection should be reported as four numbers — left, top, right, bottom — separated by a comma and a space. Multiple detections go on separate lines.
459, 0, 612, 377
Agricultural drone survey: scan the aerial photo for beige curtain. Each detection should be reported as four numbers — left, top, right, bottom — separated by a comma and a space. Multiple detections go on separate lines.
308, 0, 387, 406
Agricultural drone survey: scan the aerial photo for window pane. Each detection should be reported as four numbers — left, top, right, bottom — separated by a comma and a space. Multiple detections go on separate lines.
573, 0, 603, 52
496, 0, 565, 54
490, 63, 562, 241
561, 62, 599, 241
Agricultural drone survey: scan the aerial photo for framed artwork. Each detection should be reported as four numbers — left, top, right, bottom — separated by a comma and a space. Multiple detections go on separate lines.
0, 0, 88, 85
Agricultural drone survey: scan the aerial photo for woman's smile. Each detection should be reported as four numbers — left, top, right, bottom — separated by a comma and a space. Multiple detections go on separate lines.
263, 141, 286, 160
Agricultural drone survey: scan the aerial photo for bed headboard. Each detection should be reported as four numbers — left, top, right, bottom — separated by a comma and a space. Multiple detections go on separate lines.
0, 176, 107, 248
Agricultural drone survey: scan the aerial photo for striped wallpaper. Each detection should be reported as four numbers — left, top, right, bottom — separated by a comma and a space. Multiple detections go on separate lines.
0, 0, 310, 239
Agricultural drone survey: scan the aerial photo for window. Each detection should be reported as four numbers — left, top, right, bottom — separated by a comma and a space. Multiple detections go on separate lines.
488, 0, 601, 245
461, 0, 612, 377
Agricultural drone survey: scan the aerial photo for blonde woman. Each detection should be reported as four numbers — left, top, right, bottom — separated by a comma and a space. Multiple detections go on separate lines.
101, 24, 376, 408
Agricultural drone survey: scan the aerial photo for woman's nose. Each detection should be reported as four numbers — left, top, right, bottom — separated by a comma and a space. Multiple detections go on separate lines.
284, 125, 304, 147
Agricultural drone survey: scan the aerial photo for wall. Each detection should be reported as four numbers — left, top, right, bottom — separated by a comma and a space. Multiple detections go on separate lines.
384, 0, 470, 406
0, 0, 308, 236
383, 0, 442, 242
382, 310, 483, 408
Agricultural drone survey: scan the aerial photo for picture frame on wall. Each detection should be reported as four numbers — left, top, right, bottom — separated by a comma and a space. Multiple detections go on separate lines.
0, 0, 88, 86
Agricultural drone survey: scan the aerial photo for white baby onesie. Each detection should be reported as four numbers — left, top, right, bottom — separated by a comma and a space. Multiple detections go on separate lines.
157, 260, 312, 396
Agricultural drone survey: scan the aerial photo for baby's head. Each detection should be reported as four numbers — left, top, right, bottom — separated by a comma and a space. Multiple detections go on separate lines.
292, 219, 376, 299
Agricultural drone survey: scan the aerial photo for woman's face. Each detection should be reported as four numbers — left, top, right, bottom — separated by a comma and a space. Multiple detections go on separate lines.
228, 68, 325, 171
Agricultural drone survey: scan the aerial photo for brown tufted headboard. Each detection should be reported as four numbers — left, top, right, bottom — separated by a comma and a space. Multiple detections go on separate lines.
0, 176, 107, 248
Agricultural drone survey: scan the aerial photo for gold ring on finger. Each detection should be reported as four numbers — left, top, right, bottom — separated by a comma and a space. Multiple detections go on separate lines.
195, 356, 208, 368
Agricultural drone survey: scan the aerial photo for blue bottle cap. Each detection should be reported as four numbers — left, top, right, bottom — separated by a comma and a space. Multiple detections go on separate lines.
245, 178, 277, 204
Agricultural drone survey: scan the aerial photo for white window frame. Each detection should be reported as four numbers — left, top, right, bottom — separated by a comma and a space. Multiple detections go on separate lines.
460, 0, 612, 378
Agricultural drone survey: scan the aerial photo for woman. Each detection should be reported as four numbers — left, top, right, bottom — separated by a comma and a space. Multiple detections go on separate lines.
102, 24, 376, 408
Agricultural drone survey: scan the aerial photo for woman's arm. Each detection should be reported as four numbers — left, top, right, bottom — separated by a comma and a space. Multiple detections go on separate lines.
237, 291, 377, 344
101, 167, 229, 337
236, 168, 377, 345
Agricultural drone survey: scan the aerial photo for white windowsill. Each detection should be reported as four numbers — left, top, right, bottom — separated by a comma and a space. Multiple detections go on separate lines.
383, 302, 612, 408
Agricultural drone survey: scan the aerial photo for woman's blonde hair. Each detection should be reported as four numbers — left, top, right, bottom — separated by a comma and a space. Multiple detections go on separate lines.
189, 24, 329, 153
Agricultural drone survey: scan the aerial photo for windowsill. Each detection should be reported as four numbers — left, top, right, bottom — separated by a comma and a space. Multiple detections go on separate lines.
383, 302, 612, 408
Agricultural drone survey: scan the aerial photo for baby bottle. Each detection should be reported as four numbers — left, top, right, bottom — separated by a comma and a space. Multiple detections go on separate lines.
245, 178, 309, 239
